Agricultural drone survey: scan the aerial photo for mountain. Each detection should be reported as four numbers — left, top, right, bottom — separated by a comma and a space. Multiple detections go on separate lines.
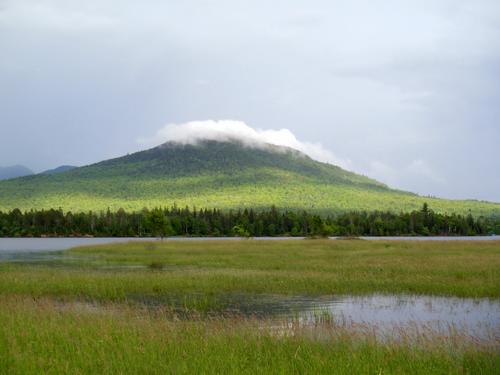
0, 140, 498, 216
0, 165, 33, 181
41, 165, 78, 175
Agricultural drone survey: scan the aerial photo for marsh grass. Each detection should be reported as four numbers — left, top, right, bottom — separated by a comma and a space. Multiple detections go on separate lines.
0, 296, 498, 374
148, 261, 165, 271
1, 241, 499, 373
1, 240, 499, 302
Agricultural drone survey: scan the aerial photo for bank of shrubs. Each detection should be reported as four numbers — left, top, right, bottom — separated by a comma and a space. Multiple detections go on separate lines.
0, 204, 498, 237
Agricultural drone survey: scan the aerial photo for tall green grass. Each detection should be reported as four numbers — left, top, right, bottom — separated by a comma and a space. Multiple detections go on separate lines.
0, 297, 498, 375
1, 240, 498, 304
1, 241, 499, 373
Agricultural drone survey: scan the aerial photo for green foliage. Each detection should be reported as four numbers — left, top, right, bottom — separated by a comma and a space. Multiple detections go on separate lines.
232, 225, 251, 238
1, 204, 498, 237
144, 208, 173, 238
0, 141, 498, 216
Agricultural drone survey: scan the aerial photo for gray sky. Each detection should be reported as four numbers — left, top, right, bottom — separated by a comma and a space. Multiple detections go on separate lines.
1, 0, 499, 202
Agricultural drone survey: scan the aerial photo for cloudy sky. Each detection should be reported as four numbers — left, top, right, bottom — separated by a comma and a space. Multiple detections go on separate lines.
1, 0, 499, 201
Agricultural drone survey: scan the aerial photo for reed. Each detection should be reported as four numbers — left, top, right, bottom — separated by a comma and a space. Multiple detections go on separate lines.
0, 240, 499, 301
1, 240, 499, 373
0, 296, 498, 374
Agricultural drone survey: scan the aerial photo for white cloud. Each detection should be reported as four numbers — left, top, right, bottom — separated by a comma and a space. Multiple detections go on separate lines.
138, 120, 351, 169
138, 122, 450, 197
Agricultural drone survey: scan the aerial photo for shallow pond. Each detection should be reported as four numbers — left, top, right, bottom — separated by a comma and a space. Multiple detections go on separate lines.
279, 294, 499, 340
129, 293, 499, 340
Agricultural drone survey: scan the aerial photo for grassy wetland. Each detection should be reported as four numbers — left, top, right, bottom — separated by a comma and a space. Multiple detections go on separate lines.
1, 239, 499, 374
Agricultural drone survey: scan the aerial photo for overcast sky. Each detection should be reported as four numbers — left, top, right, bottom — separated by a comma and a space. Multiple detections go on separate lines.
1, 0, 499, 201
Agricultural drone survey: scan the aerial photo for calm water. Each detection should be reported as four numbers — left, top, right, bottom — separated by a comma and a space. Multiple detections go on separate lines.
284, 294, 499, 339
0, 237, 145, 261
114, 293, 500, 340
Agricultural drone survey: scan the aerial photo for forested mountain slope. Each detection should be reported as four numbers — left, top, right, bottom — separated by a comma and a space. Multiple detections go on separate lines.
0, 140, 498, 216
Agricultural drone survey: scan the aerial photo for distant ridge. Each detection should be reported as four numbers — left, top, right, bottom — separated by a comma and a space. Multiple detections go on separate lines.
0, 140, 498, 216
0, 165, 33, 181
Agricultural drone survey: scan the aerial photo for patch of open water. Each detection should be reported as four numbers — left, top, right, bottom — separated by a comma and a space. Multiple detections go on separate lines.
129, 293, 499, 340
285, 294, 499, 340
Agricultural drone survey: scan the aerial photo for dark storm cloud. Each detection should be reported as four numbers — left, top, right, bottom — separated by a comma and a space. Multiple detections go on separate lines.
0, 0, 499, 201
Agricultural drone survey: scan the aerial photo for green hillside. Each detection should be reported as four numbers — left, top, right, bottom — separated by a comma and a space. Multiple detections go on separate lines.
0, 140, 498, 216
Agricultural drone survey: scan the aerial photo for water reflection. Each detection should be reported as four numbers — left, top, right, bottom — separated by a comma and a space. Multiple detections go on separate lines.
294, 294, 499, 340
127, 292, 499, 340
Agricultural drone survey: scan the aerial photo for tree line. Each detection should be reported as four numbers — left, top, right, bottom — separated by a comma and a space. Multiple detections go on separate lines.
0, 204, 498, 238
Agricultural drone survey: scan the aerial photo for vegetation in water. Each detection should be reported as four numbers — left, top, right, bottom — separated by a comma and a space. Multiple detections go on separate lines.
1, 240, 499, 301
0, 296, 497, 375
1, 240, 499, 373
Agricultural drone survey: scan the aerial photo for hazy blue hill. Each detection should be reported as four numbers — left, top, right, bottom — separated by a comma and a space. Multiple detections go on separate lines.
0, 140, 498, 216
0, 165, 33, 181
